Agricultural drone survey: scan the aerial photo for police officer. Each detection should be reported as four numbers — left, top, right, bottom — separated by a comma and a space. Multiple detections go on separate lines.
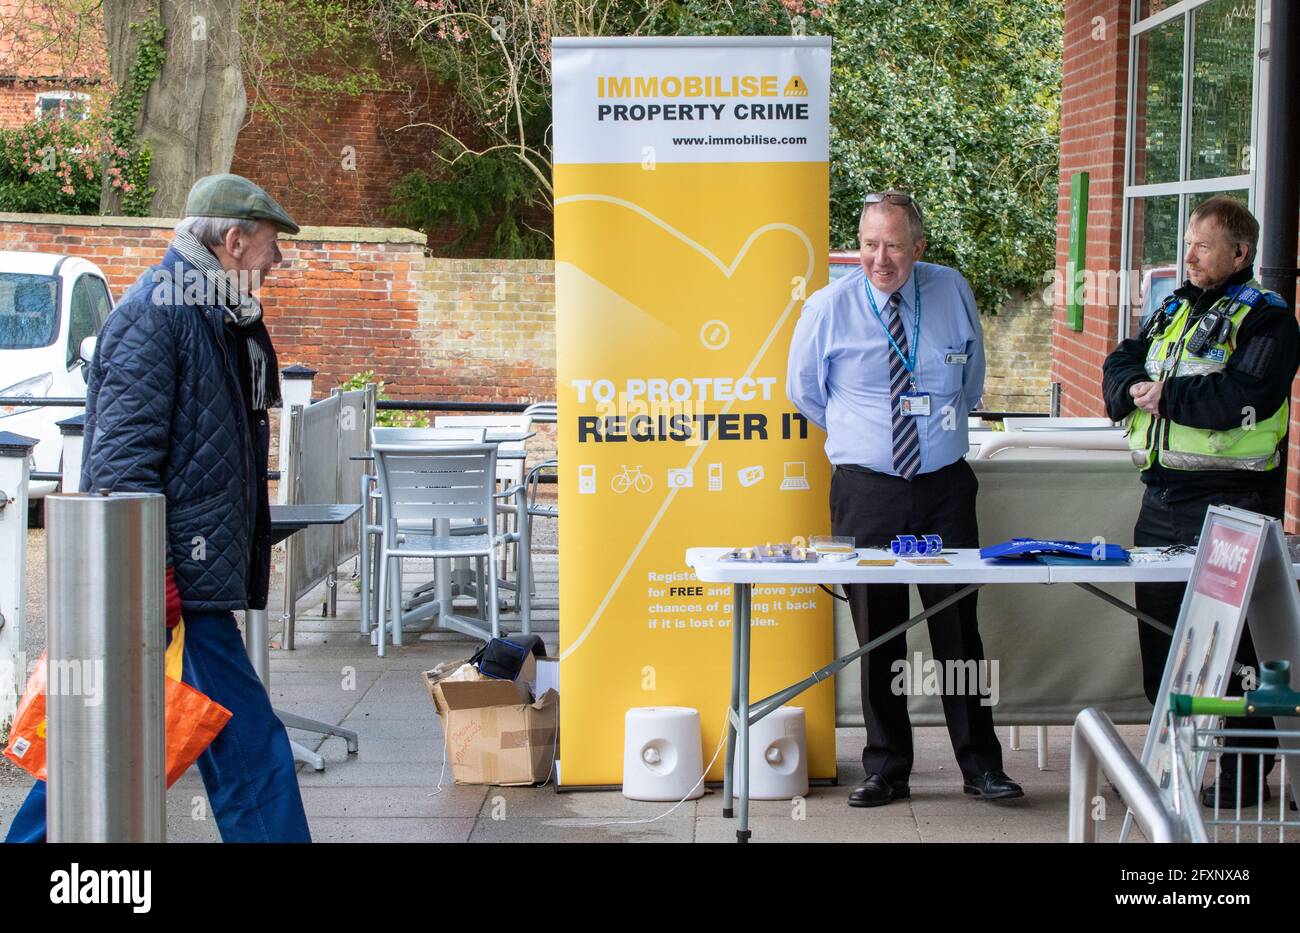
787, 191, 1021, 807
1102, 196, 1299, 807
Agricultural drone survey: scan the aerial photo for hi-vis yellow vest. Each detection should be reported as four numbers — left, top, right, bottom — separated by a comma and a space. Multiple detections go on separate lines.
1127, 281, 1288, 472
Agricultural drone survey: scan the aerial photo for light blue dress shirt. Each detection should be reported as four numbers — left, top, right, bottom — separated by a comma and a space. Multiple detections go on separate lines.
786, 261, 984, 476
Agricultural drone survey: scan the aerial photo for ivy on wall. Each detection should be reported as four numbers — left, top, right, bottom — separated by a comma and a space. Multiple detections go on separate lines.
103, 16, 165, 216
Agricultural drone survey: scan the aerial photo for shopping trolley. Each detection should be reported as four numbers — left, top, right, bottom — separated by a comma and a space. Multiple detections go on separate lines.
1166, 660, 1300, 843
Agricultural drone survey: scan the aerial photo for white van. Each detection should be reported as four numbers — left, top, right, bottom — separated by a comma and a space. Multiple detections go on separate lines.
0, 251, 113, 518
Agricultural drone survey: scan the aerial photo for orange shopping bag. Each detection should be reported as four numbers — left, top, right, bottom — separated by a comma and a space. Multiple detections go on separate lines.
3, 655, 48, 780
2, 620, 233, 788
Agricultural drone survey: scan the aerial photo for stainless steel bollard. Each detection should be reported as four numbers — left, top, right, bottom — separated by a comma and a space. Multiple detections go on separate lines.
46, 491, 166, 843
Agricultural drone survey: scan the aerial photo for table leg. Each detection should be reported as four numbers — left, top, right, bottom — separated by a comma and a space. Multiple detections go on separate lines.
244, 607, 361, 770
737, 583, 752, 844
278, 709, 359, 756
244, 608, 270, 690
291, 740, 325, 772
722, 583, 744, 819
436, 517, 454, 623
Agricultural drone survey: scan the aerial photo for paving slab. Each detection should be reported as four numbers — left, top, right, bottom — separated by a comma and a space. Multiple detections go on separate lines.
695, 815, 921, 843
299, 785, 487, 819
310, 817, 475, 843
469, 814, 694, 843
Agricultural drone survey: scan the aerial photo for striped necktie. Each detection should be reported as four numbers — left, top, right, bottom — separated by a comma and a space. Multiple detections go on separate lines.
886, 291, 921, 479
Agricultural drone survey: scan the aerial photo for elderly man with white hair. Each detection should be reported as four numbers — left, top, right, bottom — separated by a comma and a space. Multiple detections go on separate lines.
5, 174, 311, 843
787, 190, 1022, 809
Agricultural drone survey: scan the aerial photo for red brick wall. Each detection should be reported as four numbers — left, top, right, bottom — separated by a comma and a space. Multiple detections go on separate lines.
0, 214, 554, 405
1050, 0, 1129, 419
0, 84, 35, 127
231, 66, 465, 241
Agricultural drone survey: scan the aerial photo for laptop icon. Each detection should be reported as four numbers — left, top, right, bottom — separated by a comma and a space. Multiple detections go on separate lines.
780, 461, 810, 490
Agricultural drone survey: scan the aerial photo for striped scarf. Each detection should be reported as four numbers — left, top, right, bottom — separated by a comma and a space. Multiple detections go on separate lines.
172, 230, 281, 411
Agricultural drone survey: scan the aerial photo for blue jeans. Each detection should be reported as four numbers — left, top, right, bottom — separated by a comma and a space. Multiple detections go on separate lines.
4, 609, 311, 843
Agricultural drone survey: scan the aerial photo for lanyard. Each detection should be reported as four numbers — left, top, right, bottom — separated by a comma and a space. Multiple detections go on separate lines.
865, 272, 923, 379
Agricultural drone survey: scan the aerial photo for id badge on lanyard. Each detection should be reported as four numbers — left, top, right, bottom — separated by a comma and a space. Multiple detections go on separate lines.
900, 388, 930, 417
866, 277, 928, 417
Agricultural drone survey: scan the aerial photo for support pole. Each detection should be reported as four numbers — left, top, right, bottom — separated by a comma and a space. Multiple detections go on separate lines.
46, 490, 166, 843
0, 431, 37, 725
1259, 1, 1299, 310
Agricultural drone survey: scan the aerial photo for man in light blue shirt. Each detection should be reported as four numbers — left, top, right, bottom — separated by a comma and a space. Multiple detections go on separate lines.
787, 191, 1021, 807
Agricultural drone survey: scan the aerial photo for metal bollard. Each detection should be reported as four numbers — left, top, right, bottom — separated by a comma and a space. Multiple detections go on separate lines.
46, 491, 166, 843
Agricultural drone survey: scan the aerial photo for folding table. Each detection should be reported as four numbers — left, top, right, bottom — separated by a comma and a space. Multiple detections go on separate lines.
684, 546, 1300, 842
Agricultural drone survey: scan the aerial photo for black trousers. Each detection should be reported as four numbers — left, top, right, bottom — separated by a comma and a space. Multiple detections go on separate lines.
830, 458, 1003, 784
1133, 482, 1278, 775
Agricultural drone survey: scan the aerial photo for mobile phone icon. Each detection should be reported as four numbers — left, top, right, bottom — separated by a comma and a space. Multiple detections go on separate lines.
708, 463, 723, 491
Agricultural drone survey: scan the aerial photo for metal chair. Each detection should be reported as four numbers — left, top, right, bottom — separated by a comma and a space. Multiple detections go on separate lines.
372, 442, 509, 654
371, 426, 486, 445
359, 427, 487, 642
435, 414, 532, 603
523, 458, 558, 609
523, 401, 557, 424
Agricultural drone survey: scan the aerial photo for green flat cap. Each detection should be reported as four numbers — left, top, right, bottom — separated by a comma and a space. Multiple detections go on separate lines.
184, 173, 300, 235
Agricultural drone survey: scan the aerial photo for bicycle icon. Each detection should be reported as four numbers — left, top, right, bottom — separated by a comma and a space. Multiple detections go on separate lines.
611, 464, 653, 494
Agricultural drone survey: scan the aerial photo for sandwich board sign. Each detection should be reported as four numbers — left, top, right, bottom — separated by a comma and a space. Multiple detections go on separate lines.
1122, 505, 1300, 841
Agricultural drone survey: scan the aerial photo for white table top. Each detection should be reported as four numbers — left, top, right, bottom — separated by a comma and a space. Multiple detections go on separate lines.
684, 547, 1050, 584
685, 547, 1300, 586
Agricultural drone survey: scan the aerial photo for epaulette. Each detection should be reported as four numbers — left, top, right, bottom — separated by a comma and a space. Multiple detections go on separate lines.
1231, 285, 1268, 309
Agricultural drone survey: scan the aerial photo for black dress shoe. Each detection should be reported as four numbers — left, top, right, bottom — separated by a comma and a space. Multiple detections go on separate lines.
1201, 776, 1271, 809
963, 770, 1024, 800
848, 773, 910, 808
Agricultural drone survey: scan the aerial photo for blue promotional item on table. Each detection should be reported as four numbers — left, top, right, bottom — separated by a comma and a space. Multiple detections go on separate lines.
979, 537, 1130, 564
891, 534, 943, 556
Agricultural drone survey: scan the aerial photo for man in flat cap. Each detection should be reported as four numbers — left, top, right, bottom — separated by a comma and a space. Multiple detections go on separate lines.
5, 175, 311, 843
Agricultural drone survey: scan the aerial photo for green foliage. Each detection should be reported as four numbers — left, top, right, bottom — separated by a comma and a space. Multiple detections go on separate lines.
382, 0, 1062, 309
386, 143, 550, 257
242, 0, 387, 101
341, 370, 430, 427
0, 117, 103, 213
0, 14, 166, 217
819, 0, 1063, 311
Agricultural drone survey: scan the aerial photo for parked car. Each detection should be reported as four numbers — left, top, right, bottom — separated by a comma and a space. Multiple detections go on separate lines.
828, 249, 859, 282
0, 251, 113, 521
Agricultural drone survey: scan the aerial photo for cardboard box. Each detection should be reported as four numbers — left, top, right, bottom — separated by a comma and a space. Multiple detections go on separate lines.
423, 662, 558, 786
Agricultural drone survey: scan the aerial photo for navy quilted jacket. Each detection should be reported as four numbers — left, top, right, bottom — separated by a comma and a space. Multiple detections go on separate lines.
80, 246, 273, 611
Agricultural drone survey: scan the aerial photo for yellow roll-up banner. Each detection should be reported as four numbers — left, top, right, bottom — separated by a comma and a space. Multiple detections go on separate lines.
552, 36, 834, 787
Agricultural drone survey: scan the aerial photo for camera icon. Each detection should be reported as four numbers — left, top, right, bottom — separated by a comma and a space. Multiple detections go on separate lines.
667, 467, 693, 489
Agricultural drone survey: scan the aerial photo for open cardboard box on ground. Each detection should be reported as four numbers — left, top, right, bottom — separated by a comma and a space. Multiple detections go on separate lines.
423, 654, 558, 786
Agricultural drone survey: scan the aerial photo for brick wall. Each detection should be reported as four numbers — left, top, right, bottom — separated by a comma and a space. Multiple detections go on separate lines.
0, 0, 530, 252
1049, 0, 1129, 420
0, 211, 560, 400
981, 290, 1055, 413
229, 64, 491, 247
0, 211, 558, 448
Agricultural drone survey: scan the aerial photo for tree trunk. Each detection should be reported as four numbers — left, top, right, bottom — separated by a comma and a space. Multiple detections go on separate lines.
101, 0, 245, 217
